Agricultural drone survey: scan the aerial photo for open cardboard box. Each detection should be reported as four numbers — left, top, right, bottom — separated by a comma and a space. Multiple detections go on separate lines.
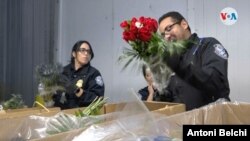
18, 99, 250, 141
4, 107, 59, 113
28, 101, 185, 141
166, 100, 250, 125
30, 100, 250, 141
0, 110, 62, 141
62, 106, 105, 115
104, 101, 186, 116
1, 104, 106, 140
0, 107, 61, 119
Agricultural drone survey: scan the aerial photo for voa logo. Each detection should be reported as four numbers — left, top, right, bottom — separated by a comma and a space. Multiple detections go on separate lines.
220, 7, 238, 25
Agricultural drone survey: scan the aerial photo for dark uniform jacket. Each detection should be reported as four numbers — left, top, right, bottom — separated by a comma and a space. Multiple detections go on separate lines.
165, 33, 230, 110
55, 63, 105, 109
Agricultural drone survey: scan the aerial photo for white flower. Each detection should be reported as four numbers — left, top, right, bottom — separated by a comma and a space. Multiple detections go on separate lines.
135, 21, 143, 28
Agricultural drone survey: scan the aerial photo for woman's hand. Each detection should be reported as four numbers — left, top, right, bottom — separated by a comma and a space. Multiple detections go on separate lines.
147, 83, 154, 101
75, 88, 84, 97
148, 84, 154, 95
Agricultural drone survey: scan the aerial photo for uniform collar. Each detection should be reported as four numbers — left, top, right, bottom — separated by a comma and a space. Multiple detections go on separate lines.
187, 33, 200, 48
189, 33, 199, 41
70, 62, 90, 73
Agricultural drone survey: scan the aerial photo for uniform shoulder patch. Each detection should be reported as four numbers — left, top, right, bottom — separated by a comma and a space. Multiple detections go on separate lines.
213, 44, 228, 59
95, 76, 104, 86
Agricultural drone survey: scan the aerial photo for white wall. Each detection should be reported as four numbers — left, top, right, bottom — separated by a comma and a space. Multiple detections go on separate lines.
57, 0, 250, 103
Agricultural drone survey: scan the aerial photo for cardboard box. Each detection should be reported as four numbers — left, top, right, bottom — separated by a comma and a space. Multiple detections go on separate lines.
0, 107, 61, 141
0, 110, 6, 114
30, 128, 85, 141
203, 102, 250, 124
31, 101, 186, 141
104, 101, 186, 116
62, 106, 104, 115
26, 102, 250, 141
4, 107, 59, 113
160, 101, 250, 139
0, 107, 61, 119
14, 101, 185, 141
166, 101, 250, 125
30, 107, 106, 141
0, 110, 61, 141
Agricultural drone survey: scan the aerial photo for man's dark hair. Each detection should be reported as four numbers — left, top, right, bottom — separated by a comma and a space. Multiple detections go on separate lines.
158, 11, 191, 32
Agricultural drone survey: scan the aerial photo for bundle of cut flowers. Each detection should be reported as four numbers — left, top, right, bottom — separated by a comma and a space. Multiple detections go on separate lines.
46, 97, 108, 135
119, 16, 189, 93
75, 96, 108, 117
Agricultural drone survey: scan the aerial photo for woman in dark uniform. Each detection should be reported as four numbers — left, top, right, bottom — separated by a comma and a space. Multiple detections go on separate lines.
54, 40, 105, 109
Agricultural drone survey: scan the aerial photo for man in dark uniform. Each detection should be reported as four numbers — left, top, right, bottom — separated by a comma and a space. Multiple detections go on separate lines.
53, 40, 105, 109
158, 11, 230, 110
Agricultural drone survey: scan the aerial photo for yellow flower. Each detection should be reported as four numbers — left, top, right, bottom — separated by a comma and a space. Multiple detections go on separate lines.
76, 79, 83, 88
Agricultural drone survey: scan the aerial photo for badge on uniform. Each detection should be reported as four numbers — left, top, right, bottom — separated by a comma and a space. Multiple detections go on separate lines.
95, 76, 104, 86
213, 44, 228, 59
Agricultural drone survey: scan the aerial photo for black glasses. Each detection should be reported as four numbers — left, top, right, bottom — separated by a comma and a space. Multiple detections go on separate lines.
77, 48, 91, 55
161, 21, 181, 37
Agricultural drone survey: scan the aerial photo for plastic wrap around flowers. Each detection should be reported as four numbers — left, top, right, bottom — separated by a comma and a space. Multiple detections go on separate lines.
119, 16, 188, 94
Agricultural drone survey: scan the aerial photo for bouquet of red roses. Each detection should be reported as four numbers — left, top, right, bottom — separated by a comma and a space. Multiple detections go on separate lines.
119, 16, 188, 94
120, 17, 159, 58
119, 16, 187, 69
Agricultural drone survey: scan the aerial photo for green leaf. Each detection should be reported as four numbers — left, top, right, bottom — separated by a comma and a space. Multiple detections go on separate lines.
118, 32, 192, 72
75, 97, 108, 117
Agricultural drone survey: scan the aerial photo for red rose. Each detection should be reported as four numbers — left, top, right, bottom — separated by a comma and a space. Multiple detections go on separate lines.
139, 16, 145, 23
120, 21, 129, 30
131, 17, 138, 23
123, 31, 136, 42
129, 23, 138, 34
144, 18, 158, 32
121, 16, 159, 49
138, 28, 151, 42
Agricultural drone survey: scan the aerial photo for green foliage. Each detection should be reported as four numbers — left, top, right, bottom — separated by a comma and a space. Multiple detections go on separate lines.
46, 97, 108, 135
46, 113, 79, 135
35, 63, 63, 88
3, 94, 25, 109
119, 32, 190, 71
75, 97, 108, 117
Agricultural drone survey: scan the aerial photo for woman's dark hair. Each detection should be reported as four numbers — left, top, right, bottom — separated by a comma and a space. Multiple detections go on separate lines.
70, 40, 94, 63
142, 64, 148, 78
158, 11, 191, 32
